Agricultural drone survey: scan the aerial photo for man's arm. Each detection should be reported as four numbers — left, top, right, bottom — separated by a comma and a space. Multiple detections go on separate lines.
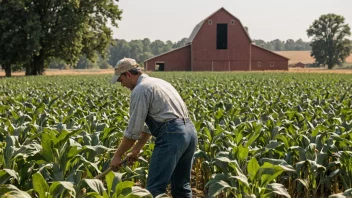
126, 132, 152, 164
115, 137, 136, 157
131, 131, 152, 154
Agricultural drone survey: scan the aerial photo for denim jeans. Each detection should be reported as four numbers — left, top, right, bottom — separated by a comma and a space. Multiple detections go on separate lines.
145, 117, 198, 198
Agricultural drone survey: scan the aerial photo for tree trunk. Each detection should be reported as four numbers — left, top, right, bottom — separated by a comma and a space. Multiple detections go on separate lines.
25, 63, 31, 75
26, 51, 45, 75
4, 65, 12, 77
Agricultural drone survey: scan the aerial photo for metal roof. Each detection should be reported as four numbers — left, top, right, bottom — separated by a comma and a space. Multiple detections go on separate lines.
251, 44, 290, 60
143, 44, 191, 62
187, 21, 204, 43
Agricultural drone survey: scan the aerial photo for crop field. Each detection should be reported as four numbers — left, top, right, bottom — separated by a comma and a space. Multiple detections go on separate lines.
274, 51, 352, 65
1, 72, 352, 198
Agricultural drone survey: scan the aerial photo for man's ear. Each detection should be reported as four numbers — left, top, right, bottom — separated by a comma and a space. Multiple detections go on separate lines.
125, 71, 131, 78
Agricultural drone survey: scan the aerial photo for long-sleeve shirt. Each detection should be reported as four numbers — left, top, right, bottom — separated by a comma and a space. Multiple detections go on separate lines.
124, 74, 189, 140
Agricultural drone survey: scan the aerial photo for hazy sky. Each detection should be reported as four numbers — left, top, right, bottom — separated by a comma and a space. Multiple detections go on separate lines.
112, 0, 352, 43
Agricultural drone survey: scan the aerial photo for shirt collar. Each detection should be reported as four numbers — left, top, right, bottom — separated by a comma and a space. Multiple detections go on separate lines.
136, 74, 149, 85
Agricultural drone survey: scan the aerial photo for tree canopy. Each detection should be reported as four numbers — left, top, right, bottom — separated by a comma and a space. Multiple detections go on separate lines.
0, 0, 122, 76
0, 0, 41, 77
47, 38, 190, 70
105, 38, 188, 68
252, 39, 311, 51
307, 13, 352, 69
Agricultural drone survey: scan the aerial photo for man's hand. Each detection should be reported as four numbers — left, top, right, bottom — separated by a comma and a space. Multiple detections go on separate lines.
109, 133, 149, 171
110, 137, 137, 171
110, 154, 123, 172
126, 149, 140, 165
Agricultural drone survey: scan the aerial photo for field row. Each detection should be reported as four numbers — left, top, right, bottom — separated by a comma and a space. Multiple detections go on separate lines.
1, 72, 352, 197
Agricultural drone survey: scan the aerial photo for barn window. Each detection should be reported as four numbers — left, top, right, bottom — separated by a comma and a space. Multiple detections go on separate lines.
270, 62, 275, 67
231, 20, 235, 25
217, 24, 228, 50
257, 62, 262, 67
208, 20, 212, 25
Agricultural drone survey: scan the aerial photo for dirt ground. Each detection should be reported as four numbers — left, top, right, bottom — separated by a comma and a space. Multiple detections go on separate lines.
275, 51, 352, 64
1, 68, 352, 77
286, 68, 352, 74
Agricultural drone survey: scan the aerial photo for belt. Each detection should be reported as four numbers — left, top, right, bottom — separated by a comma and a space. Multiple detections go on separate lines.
167, 117, 191, 125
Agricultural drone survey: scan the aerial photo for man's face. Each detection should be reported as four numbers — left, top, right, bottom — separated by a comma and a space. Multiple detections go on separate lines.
117, 72, 134, 91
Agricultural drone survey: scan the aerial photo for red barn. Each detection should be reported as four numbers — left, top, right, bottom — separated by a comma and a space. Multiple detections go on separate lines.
144, 7, 289, 71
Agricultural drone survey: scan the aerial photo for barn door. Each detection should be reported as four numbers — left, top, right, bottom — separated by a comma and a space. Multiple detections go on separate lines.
155, 63, 165, 71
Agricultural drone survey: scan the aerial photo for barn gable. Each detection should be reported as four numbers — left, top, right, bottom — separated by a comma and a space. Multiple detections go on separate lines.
187, 7, 251, 44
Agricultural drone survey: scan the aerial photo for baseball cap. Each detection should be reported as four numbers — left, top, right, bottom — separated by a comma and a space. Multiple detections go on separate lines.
110, 58, 139, 84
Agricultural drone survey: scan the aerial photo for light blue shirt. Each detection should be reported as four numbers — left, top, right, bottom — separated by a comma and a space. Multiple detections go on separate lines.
124, 74, 189, 140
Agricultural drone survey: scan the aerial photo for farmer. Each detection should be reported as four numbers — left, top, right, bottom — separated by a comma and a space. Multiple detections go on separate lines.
109, 57, 198, 198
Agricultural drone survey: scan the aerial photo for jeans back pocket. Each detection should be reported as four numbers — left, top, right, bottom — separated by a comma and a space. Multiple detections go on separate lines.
166, 121, 186, 133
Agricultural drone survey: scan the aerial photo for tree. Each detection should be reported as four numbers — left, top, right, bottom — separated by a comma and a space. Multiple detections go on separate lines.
48, 58, 69, 69
150, 40, 165, 55
0, 0, 122, 76
138, 52, 154, 67
270, 39, 285, 51
108, 39, 131, 66
0, 0, 41, 77
295, 39, 311, 51
163, 40, 173, 52
253, 39, 267, 49
173, 38, 188, 48
129, 40, 143, 62
307, 14, 352, 69
284, 39, 296, 51
76, 55, 97, 69
142, 38, 151, 53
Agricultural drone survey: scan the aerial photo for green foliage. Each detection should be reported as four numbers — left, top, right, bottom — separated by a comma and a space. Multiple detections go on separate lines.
107, 38, 188, 68
1, 72, 352, 197
76, 55, 99, 69
0, 184, 31, 198
253, 38, 311, 51
0, 0, 122, 75
47, 58, 70, 70
329, 188, 352, 198
0, 0, 42, 76
307, 14, 352, 69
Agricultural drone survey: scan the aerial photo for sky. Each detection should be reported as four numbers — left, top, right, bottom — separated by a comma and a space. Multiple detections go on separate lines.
112, 0, 352, 43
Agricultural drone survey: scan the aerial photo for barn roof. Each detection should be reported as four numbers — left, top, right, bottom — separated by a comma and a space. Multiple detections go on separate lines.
187, 21, 204, 44
144, 43, 191, 62
187, 7, 252, 43
251, 44, 290, 60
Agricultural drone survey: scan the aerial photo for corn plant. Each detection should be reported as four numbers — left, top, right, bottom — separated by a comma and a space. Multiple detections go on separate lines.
1, 72, 352, 197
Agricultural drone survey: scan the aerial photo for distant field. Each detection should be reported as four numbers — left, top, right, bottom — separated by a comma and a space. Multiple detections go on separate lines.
3, 67, 352, 77
275, 51, 352, 64
0, 69, 114, 77
2, 56, 352, 77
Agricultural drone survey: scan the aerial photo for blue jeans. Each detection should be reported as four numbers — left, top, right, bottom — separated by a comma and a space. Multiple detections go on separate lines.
145, 118, 197, 198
